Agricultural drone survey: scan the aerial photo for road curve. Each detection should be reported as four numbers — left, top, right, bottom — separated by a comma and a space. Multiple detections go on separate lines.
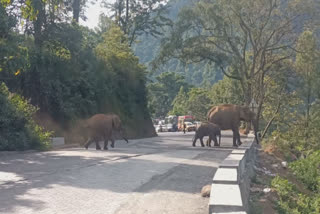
0, 131, 237, 214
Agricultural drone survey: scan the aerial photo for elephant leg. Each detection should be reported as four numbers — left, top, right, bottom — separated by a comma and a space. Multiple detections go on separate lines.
192, 137, 197, 147
235, 130, 242, 146
95, 141, 101, 150
84, 138, 93, 149
237, 134, 242, 146
110, 138, 115, 148
232, 129, 238, 147
213, 135, 219, 147
207, 137, 212, 147
200, 137, 205, 147
104, 139, 108, 150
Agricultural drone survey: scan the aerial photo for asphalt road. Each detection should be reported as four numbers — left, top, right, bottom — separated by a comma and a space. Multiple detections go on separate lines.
0, 131, 239, 214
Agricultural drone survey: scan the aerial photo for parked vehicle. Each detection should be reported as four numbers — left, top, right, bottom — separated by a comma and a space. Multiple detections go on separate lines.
155, 124, 169, 132
185, 122, 196, 132
166, 123, 178, 132
178, 115, 194, 131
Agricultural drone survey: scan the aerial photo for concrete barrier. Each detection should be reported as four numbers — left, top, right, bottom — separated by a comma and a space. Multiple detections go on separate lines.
209, 135, 256, 214
51, 137, 65, 147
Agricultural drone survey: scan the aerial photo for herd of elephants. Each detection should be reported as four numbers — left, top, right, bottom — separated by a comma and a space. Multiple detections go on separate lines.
82, 104, 259, 150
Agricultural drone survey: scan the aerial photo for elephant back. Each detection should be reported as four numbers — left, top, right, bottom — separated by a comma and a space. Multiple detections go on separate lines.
207, 104, 241, 130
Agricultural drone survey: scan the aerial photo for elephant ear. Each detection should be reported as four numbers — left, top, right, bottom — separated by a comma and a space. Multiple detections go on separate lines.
112, 115, 121, 130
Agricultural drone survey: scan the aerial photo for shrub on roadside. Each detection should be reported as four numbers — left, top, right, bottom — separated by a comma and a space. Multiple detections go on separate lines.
0, 83, 51, 151
271, 175, 320, 213
289, 151, 320, 192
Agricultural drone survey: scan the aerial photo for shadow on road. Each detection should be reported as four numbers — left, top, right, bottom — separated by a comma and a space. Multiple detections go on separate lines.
0, 133, 237, 213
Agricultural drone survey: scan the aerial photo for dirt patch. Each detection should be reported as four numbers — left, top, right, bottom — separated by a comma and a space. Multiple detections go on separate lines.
249, 150, 278, 214
249, 148, 313, 214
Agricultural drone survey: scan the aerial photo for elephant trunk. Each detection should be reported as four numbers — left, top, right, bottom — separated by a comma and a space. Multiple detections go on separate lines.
120, 128, 129, 143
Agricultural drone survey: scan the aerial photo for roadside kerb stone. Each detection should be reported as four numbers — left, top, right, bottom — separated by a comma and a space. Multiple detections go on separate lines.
209, 136, 256, 214
51, 137, 65, 147
212, 212, 247, 214
213, 168, 238, 185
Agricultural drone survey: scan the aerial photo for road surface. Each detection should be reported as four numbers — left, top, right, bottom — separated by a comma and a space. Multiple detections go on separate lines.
0, 131, 241, 214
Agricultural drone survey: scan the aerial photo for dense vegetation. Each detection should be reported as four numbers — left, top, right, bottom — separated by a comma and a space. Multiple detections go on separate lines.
0, 83, 51, 150
0, 0, 167, 150
133, 0, 223, 86
145, 0, 320, 212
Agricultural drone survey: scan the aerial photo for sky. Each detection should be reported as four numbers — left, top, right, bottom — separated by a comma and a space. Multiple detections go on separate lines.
80, 0, 115, 29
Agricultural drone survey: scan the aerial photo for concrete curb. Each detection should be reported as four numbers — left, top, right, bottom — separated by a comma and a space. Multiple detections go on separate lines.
209, 135, 256, 214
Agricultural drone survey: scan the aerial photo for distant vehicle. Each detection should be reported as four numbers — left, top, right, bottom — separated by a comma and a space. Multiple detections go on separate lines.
178, 115, 194, 131
155, 124, 168, 132
185, 122, 196, 132
165, 115, 178, 125
154, 125, 160, 132
166, 123, 178, 132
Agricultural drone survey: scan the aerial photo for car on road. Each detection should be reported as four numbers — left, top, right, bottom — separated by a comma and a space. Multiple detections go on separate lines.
154, 124, 168, 132
166, 123, 178, 132
185, 122, 196, 132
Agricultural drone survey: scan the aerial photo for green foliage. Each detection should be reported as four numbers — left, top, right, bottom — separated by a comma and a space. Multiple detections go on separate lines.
0, 83, 51, 151
147, 72, 190, 117
103, 0, 172, 46
262, 31, 320, 157
169, 75, 242, 120
289, 151, 320, 192
185, 88, 212, 121
170, 86, 188, 116
132, 0, 223, 87
271, 176, 320, 214
209, 76, 244, 106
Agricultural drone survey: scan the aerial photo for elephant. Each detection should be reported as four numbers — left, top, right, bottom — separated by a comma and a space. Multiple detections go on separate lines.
207, 104, 259, 147
192, 122, 221, 147
83, 113, 128, 150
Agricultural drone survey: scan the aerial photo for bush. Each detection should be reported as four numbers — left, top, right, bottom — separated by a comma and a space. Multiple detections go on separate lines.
0, 83, 51, 151
271, 176, 320, 214
289, 151, 320, 192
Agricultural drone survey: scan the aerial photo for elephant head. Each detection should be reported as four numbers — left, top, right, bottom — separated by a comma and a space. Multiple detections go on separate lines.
239, 106, 259, 144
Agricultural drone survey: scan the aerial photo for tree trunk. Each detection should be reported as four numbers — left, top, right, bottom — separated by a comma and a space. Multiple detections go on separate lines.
33, 0, 45, 48
72, 0, 80, 23
261, 100, 281, 140
124, 0, 129, 34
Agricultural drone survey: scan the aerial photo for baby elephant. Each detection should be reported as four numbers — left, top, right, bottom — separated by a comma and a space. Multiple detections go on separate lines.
192, 122, 221, 147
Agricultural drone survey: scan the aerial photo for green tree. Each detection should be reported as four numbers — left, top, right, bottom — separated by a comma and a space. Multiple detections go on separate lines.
170, 86, 188, 116
103, 0, 172, 46
155, 0, 319, 126
209, 76, 244, 106
147, 72, 190, 117
186, 88, 211, 121
0, 83, 51, 151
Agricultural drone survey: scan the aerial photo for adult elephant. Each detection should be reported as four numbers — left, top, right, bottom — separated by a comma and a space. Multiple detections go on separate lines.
207, 104, 259, 147
83, 113, 128, 150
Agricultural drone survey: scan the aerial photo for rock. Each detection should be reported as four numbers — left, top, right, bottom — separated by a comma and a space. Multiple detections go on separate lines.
254, 166, 265, 173
263, 188, 271, 193
281, 161, 288, 168
271, 164, 279, 168
201, 184, 211, 197
250, 187, 262, 193
265, 170, 276, 177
